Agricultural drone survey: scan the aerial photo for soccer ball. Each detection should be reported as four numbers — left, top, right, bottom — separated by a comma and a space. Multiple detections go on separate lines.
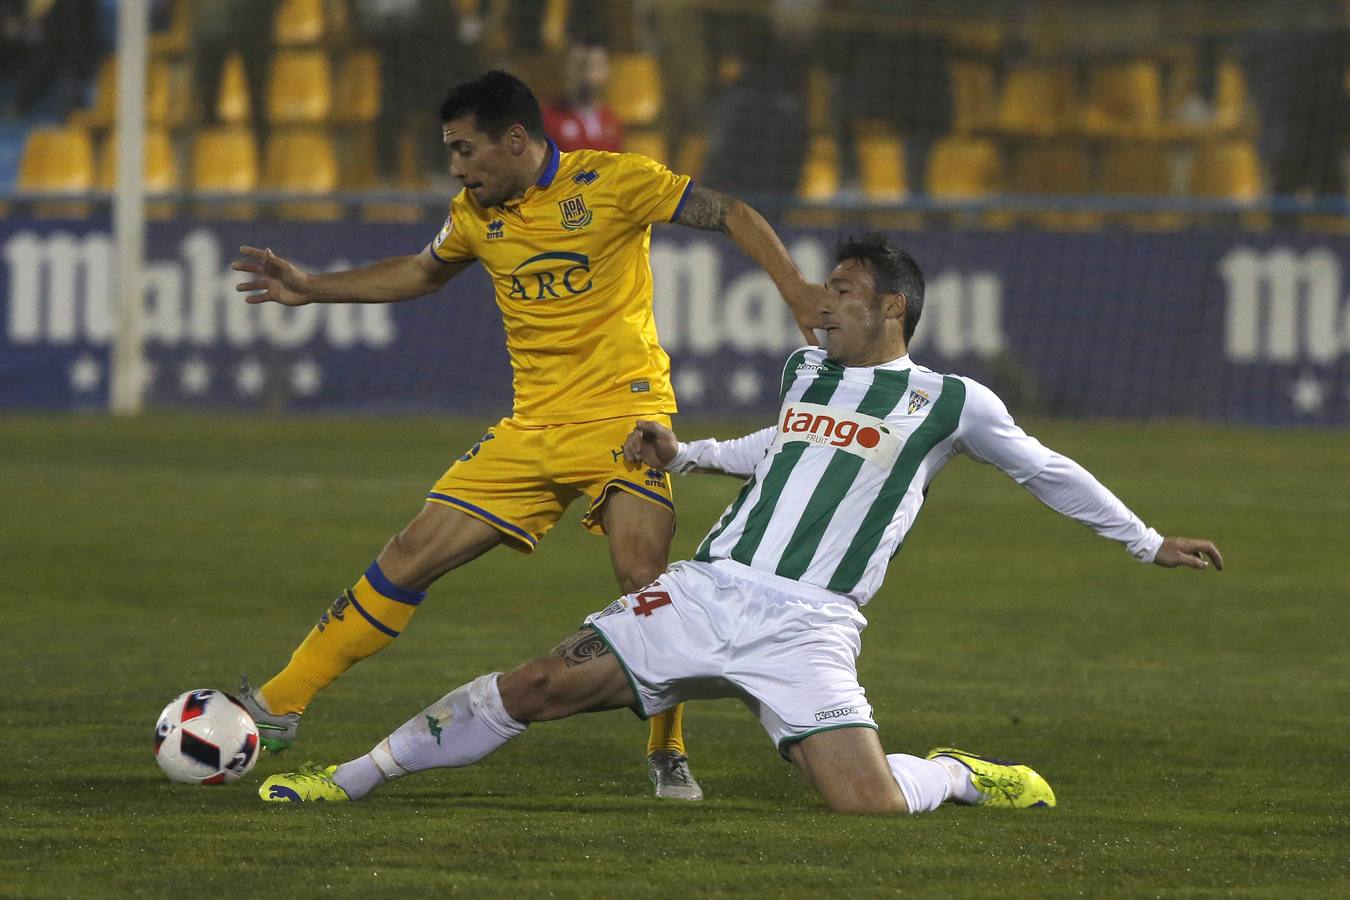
154, 689, 260, 785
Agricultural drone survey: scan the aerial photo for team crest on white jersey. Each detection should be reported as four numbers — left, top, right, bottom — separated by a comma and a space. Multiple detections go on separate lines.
559, 195, 593, 230
775, 401, 901, 467
907, 388, 931, 415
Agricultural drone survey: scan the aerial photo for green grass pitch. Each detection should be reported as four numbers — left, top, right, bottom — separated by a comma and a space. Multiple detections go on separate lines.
2, 414, 1347, 897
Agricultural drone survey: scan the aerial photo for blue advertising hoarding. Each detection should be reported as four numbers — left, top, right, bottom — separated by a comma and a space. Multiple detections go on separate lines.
2, 217, 1347, 425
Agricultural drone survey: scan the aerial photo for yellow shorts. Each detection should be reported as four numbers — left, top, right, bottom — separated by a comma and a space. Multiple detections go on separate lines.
426, 414, 675, 552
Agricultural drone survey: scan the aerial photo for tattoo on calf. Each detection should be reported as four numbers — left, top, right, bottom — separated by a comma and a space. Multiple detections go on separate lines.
674, 185, 730, 232
550, 629, 613, 668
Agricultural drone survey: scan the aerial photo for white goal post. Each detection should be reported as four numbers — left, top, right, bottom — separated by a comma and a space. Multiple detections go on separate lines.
110, 0, 149, 414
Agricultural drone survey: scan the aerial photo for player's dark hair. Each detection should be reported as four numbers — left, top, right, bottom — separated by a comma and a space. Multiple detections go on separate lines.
439, 70, 545, 140
835, 232, 925, 342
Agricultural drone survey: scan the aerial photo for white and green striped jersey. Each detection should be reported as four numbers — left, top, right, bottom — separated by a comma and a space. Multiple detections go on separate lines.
674, 347, 1161, 605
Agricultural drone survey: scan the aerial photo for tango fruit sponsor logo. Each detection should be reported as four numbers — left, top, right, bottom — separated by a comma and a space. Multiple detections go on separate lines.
775, 401, 901, 466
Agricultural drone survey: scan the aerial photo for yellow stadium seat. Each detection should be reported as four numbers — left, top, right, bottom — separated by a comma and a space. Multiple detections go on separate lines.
18, 127, 95, 192
798, 135, 840, 201
95, 128, 178, 192
857, 132, 907, 201
1100, 143, 1172, 196
216, 51, 253, 124
926, 136, 1002, 198
1083, 60, 1162, 137
192, 127, 258, 192
606, 54, 662, 126
1212, 58, 1253, 132
263, 129, 341, 220
999, 64, 1076, 136
541, 0, 569, 50
1008, 142, 1091, 195
273, 0, 327, 47
333, 50, 381, 125
191, 127, 259, 219
623, 131, 668, 165
80, 57, 190, 129
149, 0, 190, 56
1191, 140, 1263, 201
1006, 142, 1096, 229
950, 61, 997, 132
1100, 143, 1183, 230
266, 50, 332, 124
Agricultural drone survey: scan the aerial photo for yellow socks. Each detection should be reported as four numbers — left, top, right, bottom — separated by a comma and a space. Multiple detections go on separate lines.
260, 562, 425, 715
646, 703, 687, 756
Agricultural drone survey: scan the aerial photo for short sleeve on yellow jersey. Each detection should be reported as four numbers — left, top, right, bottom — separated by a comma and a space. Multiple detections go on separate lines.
612, 153, 693, 227
428, 193, 476, 263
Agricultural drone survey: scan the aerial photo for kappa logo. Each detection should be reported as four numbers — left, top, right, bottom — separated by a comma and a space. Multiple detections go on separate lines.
775, 401, 902, 467
796, 363, 830, 375
559, 194, 593, 230
486, 218, 505, 240
814, 706, 858, 722
572, 169, 599, 185
907, 388, 931, 415
425, 714, 444, 745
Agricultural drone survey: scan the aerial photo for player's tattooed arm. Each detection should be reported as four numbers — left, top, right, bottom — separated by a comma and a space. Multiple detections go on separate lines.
673, 184, 822, 341
550, 629, 613, 668
673, 185, 732, 232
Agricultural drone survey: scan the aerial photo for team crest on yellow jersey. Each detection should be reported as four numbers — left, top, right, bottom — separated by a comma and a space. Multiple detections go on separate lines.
559, 194, 593, 230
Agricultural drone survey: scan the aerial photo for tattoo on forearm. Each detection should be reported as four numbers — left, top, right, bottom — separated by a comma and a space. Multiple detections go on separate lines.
550, 629, 613, 668
674, 185, 731, 232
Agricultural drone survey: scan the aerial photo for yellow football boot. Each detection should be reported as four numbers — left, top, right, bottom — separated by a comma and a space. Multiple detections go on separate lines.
259, 763, 350, 803
927, 747, 1057, 809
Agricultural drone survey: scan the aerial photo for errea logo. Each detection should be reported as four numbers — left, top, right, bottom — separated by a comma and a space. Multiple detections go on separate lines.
775, 401, 901, 467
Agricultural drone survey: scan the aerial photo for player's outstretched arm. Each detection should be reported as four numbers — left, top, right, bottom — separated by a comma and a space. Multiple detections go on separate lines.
626, 419, 776, 478
672, 185, 824, 343
1153, 536, 1224, 571
233, 246, 470, 306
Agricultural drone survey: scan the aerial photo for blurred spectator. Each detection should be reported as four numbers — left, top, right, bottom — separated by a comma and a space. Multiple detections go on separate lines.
701, 12, 809, 198
1241, 22, 1350, 197
350, 0, 475, 181
0, 0, 103, 120
826, 13, 952, 196
541, 43, 623, 152
193, 0, 276, 136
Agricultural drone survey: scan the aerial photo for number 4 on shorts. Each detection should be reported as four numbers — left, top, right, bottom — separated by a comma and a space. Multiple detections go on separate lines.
631, 590, 672, 618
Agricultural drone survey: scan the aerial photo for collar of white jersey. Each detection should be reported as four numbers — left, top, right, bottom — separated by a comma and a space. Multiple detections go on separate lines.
818, 349, 915, 372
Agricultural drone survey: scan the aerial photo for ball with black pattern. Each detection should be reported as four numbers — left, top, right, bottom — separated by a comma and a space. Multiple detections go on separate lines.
153, 689, 260, 785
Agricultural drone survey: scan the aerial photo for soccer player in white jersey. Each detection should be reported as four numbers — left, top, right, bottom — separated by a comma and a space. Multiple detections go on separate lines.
260, 233, 1223, 814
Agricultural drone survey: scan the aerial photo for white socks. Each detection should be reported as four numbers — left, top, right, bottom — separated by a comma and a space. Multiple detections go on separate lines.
333, 673, 527, 800
885, 754, 952, 814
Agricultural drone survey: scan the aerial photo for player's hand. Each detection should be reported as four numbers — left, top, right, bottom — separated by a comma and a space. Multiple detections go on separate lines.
623, 420, 679, 469
1153, 536, 1224, 571
783, 281, 829, 345
232, 246, 314, 306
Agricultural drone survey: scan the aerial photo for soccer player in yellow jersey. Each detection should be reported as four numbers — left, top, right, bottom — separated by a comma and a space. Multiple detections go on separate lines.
231, 70, 822, 799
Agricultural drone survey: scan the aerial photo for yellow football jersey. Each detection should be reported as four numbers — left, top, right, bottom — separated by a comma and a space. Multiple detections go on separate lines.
431, 141, 692, 425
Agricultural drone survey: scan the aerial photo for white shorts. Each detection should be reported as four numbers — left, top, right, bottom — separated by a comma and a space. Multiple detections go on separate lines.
584, 558, 876, 757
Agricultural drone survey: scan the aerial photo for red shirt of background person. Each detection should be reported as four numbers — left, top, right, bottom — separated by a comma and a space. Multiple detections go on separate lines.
542, 44, 624, 152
